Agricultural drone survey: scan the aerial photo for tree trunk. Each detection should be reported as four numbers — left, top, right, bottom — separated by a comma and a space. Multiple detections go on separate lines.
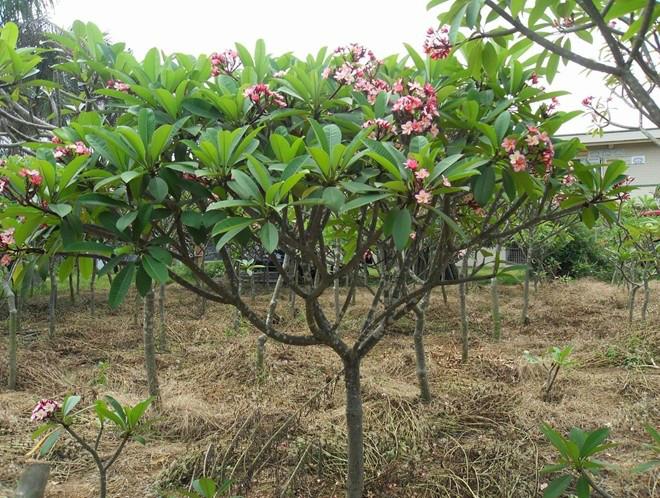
413, 292, 432, 403
460, 255, 469, 363
522, 240, 533, 325
3, 278, 18, 390
641, 275, 650, 322
343, 353, 364, 498
132, 291, 140, 328
491, 276, 501, 340
250, 271, 256, 303
158, 283, 167, 351
90, 259, 96, 317
257, 254, 289, 377
334, 239, 340, 322
289, 260, 297, 316
233, 267, 242, 329
68, 273, 75, 305
48, 258, 57, 339
75, 257, 80, 296
143, 287, 160, 402
628, 284, 640, 323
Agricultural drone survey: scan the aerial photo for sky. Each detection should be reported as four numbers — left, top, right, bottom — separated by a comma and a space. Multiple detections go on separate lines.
48, 0, 642, 134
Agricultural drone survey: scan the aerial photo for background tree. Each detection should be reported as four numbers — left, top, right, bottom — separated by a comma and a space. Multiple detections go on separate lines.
0, 20, 633, 498
428, 0, 660, 137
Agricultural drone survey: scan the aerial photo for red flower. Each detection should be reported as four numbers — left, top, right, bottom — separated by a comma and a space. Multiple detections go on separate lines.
423, 26, 452, 60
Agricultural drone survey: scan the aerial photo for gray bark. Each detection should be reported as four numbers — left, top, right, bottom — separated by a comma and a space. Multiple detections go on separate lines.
90, 258, 96, 317
641, 275, 650, 322
413, 292, 432, 402
628, 284, 640, 323
48, 258, 56, 339
460, 255, 469, 363
15, 463, 49, 498
143, 287, 160, 402
343, 353, 364, 498
158, 283, 167, 351
3, 277, 18, 390
491, 276, 501, 340
257, 254, 289, 377
132, 291, 139, 328
334, 240, 340, 321
522, 240, 533, 325
68, 273, 75, 305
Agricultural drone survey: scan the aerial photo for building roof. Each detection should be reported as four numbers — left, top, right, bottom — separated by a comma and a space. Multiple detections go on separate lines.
559, 128, 660, 146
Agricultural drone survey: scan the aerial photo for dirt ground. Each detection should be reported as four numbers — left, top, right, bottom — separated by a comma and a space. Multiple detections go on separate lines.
0, 279, 658, 497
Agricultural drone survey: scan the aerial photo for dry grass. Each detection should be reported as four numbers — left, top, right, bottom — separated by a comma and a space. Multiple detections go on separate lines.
0, 278, 658, 497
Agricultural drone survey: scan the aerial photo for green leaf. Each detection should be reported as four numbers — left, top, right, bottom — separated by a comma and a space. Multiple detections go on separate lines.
39, 429, 62, 456
62, 395, 81, 416
546, 53, 560, 84
142, 255, 169, 284
126, 397, 153, 428
147, 246, 172, 265
543, 475, 573, 498
148, 177, 169, 202
493, 111, 511, 143
322, 186, 345, 212
49, 203, 72, 218
260, 222, 278, 253
116, 211, 138, 232
575, 475, 590, 498
192, 478, 217, 498
212, 217, 254, 236
473, 166, 495, 205
391, 209, 412, 251
95, 401, 125, 428
108, 263, 136, 309
541, 423, 570, 460
339, 193, 391, 213
581, 428, 610, 458
135, 265, 152, 297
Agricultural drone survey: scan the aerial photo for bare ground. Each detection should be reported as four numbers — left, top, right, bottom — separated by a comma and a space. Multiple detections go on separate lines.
0, 279, 658, 497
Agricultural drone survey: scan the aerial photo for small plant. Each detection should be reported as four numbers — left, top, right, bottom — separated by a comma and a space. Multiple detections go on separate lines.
524, 346, 574, 401
30, 394, 153, 498
92, 360, 110, 386
176, 477, 238, 498
541, 423, 615, 498
633, 424, 660, 474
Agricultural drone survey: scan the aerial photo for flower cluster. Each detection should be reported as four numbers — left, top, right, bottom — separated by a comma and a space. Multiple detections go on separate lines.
612, 176, 634, 201
106, 79, 131, 92
0, 227, 15, 248
581, 96, 594, 107
392, 81, 439, 136
210, 49, 240, 76
502, 126, 554, 174
354, 77, 390, 104
323, 44, 389, 103
464, 193, 485, 216
243, 83, 286, 108
561, 166, 576, 186
423, 26, 452, 60
31, 399, 61, 422
405, 159, 436, 205
323, 44, 379, 83
529, 72, 540, 85
52, 137, 93, 159
0, 177, 8, 194
362, 118, 395, 139
19, 168, 43, 186
552, 16, 575, 29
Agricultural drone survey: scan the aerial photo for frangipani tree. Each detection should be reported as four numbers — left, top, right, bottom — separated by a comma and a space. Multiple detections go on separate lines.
428, 0, 660, 135
0, 21, 632, 497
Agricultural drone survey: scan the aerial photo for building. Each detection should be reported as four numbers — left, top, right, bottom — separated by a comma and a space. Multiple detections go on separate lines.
563, 128, 660, 197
